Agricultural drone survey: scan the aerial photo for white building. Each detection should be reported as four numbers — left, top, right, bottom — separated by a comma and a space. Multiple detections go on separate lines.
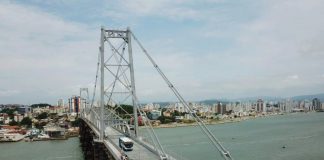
142, 103, 160, 111
14, 115, 24, 122
174, 103, 186, 113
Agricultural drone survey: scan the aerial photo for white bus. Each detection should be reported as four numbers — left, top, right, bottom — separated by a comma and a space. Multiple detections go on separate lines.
119, 136, 134, 151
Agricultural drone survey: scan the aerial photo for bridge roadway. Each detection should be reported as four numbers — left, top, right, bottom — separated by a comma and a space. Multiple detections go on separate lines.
82, 118, 161, 160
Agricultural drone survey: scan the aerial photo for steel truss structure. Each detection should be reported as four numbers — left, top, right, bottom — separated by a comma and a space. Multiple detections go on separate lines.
80, 27, 234, 160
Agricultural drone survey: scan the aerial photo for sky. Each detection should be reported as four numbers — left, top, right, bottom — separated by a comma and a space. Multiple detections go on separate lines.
0, 0, 324, 105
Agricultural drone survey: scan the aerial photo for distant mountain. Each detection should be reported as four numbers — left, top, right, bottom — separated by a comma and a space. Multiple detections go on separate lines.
291, 93, 324, 101
148, 93, 324, 106
204, 93, 324, 103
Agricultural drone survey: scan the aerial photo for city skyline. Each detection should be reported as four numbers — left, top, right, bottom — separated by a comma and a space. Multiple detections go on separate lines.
1, 0, 324, 104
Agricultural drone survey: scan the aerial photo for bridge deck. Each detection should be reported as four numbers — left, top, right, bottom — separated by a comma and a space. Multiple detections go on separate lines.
82, 118, 160, 160
105, 127, 160, 160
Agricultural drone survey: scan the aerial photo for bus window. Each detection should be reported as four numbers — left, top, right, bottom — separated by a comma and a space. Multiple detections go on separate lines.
119, 136, 134, 151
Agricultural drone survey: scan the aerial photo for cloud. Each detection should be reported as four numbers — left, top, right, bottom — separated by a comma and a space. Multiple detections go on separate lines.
0, 1, 98, 104
287, 75, 299, 80
103, 0, 209, 21
1, 0, 324, 104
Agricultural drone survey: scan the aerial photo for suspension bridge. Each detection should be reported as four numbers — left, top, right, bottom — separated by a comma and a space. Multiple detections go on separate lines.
78, 26, 234, 160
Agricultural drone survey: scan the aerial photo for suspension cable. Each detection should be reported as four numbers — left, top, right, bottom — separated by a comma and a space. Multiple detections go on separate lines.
133, 95, 168, 158
131, 32, 234, 160
88, 50, 101, 114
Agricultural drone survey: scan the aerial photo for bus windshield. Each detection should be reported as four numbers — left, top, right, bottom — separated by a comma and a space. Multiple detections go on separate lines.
119, 137, 134, 151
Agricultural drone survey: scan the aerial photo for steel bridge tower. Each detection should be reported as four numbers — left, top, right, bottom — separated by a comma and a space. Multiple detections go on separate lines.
79, 26, 234, 160
99, 27, 139, 140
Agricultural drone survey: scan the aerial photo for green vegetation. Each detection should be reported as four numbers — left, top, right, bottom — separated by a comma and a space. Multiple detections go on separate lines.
164, 119, 172, 123
109, 104, 135, 119
49, 113, 58, 119
30, 103, 52, 108
0, 108, 17, 119
114, 104, 134, 114
181, 119, 195, 123
172, 110, 181, 117
157, 108, 189, 124
37, 112, 48, 119
71, 118, 81, 127
9, 120, 19, 126
34, 121, 47, 129
20, 117, 32, 128
157, 115, 174, 124
161, 108, 167, 113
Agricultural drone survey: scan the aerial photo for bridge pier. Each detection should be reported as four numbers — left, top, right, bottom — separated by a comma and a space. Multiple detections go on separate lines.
79, 119, 114, 160
93, 142, 111, 160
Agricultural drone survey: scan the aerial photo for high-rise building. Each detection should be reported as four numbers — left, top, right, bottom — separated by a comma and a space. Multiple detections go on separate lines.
304, 100, 312, 111
312, 98, 321, 110
216, 102, 226, 114
57, 99, 64, 107
256, 99, 265, 113
69, 96, 81, 114
211, 104, 217, 113
284, 99, 294, 112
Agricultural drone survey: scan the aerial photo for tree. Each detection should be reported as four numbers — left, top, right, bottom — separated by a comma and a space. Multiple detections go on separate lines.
164, 119, 172, 123
115, 104, 134, 115
34, 121, 47, 129
71, 118, 81, 127
157, 116, 165, 123
9, 120, 19, 126
161, 108, 167, 113
37, 112, 48, 119
0, 108, 17, 119
157, 116, 173, 124
30, 103, 52, 108
49, 113, 58, 122
172, 110, 180, 117
20, 117, 32, 128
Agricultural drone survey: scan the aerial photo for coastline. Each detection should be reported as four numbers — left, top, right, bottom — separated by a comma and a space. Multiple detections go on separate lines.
149, 113, 285, 129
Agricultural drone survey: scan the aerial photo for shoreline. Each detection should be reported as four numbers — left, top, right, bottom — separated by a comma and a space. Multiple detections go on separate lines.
151, 117, 251, 129
150, 111, 321, 129
149, 113, 288, 129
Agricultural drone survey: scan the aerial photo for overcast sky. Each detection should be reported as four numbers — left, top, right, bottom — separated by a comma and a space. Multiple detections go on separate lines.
0, 0, 324, 105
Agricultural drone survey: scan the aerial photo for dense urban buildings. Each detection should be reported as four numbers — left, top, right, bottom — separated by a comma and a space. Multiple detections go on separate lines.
141, 98, 324, 123
0, 96, 323, 127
